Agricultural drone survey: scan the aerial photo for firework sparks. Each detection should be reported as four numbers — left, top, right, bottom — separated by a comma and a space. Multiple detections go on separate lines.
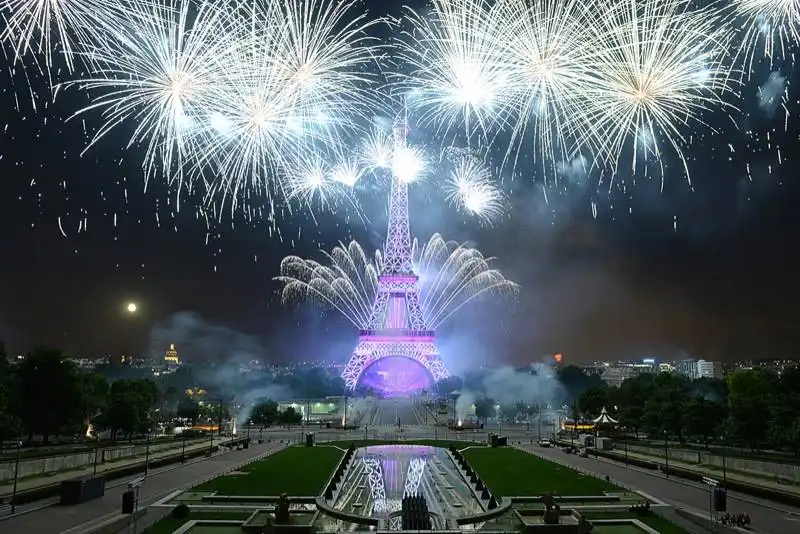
729, 0, 800, 74
69, 0, 231, 188
445, 156, 505, 225
497, 0, 597, 168
64, 0, 381, 217
275, 234, 517, 329
579, 0, 736, 187
397, 0, 509, 139
0, 0, 134, 72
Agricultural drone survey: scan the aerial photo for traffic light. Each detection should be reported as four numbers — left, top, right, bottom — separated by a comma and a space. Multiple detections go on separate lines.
122, 490, 135, 514
713, 488, 727, 512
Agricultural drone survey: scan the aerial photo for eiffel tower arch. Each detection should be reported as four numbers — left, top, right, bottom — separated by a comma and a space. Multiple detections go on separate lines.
341, 120, 450, 392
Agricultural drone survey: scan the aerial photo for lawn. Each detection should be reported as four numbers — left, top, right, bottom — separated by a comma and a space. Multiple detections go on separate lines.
193, 446, 342, 495
462, 447, 619, 496
582, 512, 689, 534
143, 512, 252, 534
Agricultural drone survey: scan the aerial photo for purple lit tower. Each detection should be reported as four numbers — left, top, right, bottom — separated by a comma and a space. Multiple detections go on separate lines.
341, 119, 450, 393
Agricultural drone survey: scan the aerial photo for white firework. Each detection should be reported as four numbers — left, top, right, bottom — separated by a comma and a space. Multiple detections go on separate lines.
275, 234, 518, 329
579, 0, 736, 186
497, 0, 597, 168
397, 0, 510, 139
728, 0, 800, 74
445, 156, 505, 225
0, 0, 134, 71
69, 0, 231, 188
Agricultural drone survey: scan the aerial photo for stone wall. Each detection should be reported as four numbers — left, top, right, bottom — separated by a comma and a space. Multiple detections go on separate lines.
626, 445, 800, 482
0, 439, 205, 482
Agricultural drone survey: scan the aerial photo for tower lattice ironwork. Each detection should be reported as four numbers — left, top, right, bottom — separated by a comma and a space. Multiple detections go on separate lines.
341, 120, 450, 390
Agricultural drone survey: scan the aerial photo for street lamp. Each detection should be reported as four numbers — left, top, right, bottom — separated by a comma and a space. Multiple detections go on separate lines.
11, 440, 22, 514
720, 433, 727, 488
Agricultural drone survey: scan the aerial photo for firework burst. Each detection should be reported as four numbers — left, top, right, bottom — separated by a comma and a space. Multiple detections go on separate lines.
728, 0, 800, 75
275, 234, 517, 329
579, 0, 736, 187
69, 0, 231, 189
445, 156, 505, 225
397, 0, 509, 139
65, 0, 381, 216
0, 0, 135, 72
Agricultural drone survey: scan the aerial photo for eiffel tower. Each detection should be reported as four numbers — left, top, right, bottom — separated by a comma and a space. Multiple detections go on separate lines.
340, 119, 450, 391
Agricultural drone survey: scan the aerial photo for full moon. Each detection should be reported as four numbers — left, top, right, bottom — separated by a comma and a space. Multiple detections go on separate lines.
126, 302, 137, 313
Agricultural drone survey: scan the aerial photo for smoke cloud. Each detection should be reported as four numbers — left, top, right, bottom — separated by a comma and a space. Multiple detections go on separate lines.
757, 72, 786, 118
482, 363, 562, 405
455, 390, 475, 421
147, 311, 266, 363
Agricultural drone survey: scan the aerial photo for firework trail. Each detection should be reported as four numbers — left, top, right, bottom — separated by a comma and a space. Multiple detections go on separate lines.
275, 234, 517, 329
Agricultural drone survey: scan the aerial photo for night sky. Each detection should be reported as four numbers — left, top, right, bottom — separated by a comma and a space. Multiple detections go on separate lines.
0, 1, 798, 367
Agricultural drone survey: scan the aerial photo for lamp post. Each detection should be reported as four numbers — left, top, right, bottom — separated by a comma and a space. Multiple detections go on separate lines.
10, 440, 22, 514
144, 426, 152, 477
663, 429, 669, 478
181, 431, 187, 463
721, 433, 727, 488
93, 440, 100, 476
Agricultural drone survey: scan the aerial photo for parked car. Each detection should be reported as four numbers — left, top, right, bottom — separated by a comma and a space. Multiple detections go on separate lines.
539, 439, 551, 447
562, 446, 575, 453
579, 448, 589, 458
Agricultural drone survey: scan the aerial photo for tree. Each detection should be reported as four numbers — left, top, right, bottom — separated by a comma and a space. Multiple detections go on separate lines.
682, 396, 725, 448
251, 400, 280, 428
436, 376, 464, 396
177, 396, 200, 424
578, 386, 608, 417
618, 405, 644, 436
18, 347, 84, 443
474, 397, 496, 423
279, 406, 303, 427
726, 370, 774, 451
100, 379, 159, 440
557, 366, 604, 403
80, 372, 109, 433
0, 356, 21, 449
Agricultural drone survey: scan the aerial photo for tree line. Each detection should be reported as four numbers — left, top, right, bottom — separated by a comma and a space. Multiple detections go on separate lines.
574, 367, 800, 453
0, 345, 317, 446
0, 346, 165, 444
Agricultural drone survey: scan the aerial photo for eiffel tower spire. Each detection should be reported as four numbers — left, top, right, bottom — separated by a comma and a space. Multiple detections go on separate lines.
383, 119, 413, 274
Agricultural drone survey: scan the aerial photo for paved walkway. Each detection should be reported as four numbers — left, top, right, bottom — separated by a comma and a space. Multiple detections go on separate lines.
0, 441, 285, 534
517, 444, 800, 534
0, 437, 221, 498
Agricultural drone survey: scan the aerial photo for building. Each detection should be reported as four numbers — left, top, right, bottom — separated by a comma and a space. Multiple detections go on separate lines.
696, 359, 723, 379
675, 359, 698, 379
66, 358, 99, 370
164, 344, 180, 364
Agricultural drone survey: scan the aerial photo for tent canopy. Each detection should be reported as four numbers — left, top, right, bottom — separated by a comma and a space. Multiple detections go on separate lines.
592, 406, 618, 424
